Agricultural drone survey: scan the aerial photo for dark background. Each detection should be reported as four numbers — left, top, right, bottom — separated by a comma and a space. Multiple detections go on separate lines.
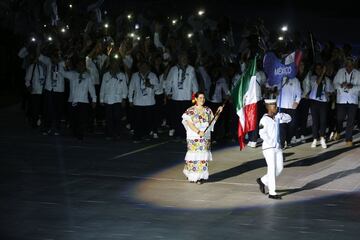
1, 0, 360, 106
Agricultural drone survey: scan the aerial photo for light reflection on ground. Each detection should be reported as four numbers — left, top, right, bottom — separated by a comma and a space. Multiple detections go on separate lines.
132, 140, 360, 209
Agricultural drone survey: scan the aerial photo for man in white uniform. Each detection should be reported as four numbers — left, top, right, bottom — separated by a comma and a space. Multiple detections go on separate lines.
60, 57, 97, 140
128, 61, 160, 142
25, 54, 46, 128
38, 49, 66, 135
165, 52, 198, 138
333, 57, 360, 146
277, 76, 301, 148
256, 99, 291, 200
100, 58, 128, 140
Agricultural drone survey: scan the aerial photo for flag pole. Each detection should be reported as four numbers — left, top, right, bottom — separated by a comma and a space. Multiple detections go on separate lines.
204, 98, 229, 133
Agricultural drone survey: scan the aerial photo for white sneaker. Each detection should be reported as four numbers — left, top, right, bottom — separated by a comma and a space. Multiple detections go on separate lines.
36, 118, 41, 127
247, 141, 257, 148
149, 131, 154, 136
126, 124, 131, 130
161, 119, 167, 127
169, 129, 175, 137
300, 135, 306, 143
311, 139, 317, 148
329, 132, 334, 141
320, 137, 327, 149
153, 133, 159, 139
290, 136, 297, 144
130, 129, 134, 135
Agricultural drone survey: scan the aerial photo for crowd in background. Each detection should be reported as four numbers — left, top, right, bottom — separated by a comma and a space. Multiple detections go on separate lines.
3, 0, 360, 146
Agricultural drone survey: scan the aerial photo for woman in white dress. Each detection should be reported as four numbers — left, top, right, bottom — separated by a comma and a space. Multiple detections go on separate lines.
182, 91, 223, 184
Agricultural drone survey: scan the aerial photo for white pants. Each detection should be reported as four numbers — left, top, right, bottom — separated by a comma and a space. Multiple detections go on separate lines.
261, 148, 283, 195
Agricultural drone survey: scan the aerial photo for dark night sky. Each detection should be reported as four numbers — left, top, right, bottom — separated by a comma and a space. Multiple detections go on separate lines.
101, 0, 360, 46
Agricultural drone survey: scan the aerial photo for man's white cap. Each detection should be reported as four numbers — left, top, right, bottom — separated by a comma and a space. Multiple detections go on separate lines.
264, 99, 277, 104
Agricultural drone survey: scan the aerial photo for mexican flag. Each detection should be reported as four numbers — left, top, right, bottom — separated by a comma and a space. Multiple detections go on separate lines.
231, 57, 259, 150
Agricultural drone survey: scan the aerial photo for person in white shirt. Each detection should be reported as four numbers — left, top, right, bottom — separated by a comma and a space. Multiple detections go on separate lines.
128, 61, 160, 142
307, 63, 334, 148
100, 58, 128, 140
165, 52, 199, 137
333, 58, 360, 146
295, 60, 311, 143
152, 54, 167, 138
208, 68, 230, 142
324, 63, 337, 141
247, 69, 267, 148
60, 57, 97, 140
277, 76, 302, 148
256, 99, 291, 200
197, 65, 212, 99
87, 42, 109, 130
159, 64, 172, 130
38, 49, 66, 135
24, 54, 46, 128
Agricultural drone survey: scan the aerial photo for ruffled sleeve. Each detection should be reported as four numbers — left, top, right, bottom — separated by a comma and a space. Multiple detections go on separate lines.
182, 107, 195, 132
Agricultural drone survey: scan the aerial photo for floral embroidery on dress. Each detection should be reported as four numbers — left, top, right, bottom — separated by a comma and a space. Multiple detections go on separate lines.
183, 106, 214, 182
184, 160, 208, 173
184, 106, 213, 125
187, 139, 211, 152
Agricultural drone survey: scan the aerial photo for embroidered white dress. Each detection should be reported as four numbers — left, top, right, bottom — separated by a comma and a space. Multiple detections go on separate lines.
182, 106, 215, 182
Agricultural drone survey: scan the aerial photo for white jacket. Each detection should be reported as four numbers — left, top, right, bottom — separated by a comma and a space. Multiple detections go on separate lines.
209, 77, 230, 103
128, 71, 160, 106
25, 63, 46, 94
100, 71, 128, 104
307, 75, 334, 102
259, 113, 291, 150
39, 55, 66, 93
333, 68, 360, 104
277, 77, 302, 109
166, 65, 198, 101
61, 71, 96, 104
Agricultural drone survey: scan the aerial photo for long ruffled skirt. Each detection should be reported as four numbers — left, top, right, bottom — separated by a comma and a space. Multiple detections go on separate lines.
183, 138, 212, 182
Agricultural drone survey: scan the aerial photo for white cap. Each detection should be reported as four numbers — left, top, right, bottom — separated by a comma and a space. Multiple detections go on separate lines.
264, 99, 277, 104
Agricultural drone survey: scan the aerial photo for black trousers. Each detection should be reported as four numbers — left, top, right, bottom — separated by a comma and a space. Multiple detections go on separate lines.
71, 103, 89, 140
95, 85, 105, 122
166, 99, 174, 129
43, 90, 64, 131
327, 101, 337, 134
133, 105, 155, 140
310, 100, 328, 139
296, 98, 310, 137
336, 103, 357, 141
105, 103, 122, 137
154, 94, 165, 132
279, 108, 297, 147
171, 100, 192, 137
29, 94, 43, 127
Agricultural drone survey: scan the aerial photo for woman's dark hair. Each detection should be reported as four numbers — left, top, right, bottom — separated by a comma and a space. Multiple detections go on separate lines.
192, 91, 206, 104
194, 91, 205, 98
